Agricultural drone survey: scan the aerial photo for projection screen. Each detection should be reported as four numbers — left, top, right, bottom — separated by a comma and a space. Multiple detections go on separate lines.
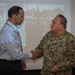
0, 0, 70, 70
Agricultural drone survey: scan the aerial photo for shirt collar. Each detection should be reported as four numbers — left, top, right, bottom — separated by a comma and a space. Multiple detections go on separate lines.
6, 21, 18, 32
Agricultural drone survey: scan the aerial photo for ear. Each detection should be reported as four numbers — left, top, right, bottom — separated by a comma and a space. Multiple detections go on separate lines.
62, 24, 64, 28
61, 24, 64, 28
13, 14, 16, 19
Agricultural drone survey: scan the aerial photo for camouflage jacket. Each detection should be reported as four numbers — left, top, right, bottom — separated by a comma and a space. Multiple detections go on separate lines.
35, 30, 75, 75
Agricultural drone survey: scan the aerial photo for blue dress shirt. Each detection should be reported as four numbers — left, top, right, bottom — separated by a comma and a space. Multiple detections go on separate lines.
0, 21, 32, 61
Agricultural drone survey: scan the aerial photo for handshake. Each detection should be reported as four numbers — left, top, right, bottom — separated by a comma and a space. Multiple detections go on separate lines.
31, 50, 38, 60
21, 50, 38, 70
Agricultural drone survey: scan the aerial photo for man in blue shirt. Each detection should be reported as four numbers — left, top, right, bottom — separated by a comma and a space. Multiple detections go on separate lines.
0, 6, 32, 75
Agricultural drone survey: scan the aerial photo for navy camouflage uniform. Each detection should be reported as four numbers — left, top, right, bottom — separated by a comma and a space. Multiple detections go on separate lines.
35, 30, 75, 75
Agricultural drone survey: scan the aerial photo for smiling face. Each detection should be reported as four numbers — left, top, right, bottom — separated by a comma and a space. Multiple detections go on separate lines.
50, 16, 63, 32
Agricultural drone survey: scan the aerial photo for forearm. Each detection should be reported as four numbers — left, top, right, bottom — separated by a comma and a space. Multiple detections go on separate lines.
56, 61, 73, 71
4, 42, 32, 60
35, 48, 43, 58
56, 53, 75, 71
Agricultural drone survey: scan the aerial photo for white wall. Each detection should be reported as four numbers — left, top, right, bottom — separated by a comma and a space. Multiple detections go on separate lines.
71, 0, 75, 35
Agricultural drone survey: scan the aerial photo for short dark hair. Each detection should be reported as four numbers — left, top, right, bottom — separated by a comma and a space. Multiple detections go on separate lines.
56, 14, 67, 29
8, 6, 23, 17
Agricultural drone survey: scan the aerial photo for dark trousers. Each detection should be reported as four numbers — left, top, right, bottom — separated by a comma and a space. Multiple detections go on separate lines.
0, 59, 22, 75
72, 67, 75, 75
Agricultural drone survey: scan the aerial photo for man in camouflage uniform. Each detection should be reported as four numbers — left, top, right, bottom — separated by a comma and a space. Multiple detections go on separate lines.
31, 14, 75, 75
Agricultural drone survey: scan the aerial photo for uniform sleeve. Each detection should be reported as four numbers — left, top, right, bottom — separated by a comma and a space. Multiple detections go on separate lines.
35, 32, 49, 58
57, 36, 75, 71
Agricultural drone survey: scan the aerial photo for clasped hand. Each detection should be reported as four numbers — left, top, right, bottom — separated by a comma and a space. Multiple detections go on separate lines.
31, 50, 37, 60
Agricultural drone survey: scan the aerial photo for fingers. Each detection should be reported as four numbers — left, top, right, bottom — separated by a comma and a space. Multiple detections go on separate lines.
31, 50, 37, 60
50, 66, 58, 72
21, 61, 27, 71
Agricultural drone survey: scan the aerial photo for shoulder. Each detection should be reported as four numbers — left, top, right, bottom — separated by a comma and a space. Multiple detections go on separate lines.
0, 25, 14, 38
66, 31, 75, 38
45, 31, 52, 36
41, 31, 52, 41
65, 31, 75, 40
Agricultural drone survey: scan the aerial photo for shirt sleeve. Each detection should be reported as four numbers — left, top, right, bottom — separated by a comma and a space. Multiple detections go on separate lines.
2, 30, 32, 60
